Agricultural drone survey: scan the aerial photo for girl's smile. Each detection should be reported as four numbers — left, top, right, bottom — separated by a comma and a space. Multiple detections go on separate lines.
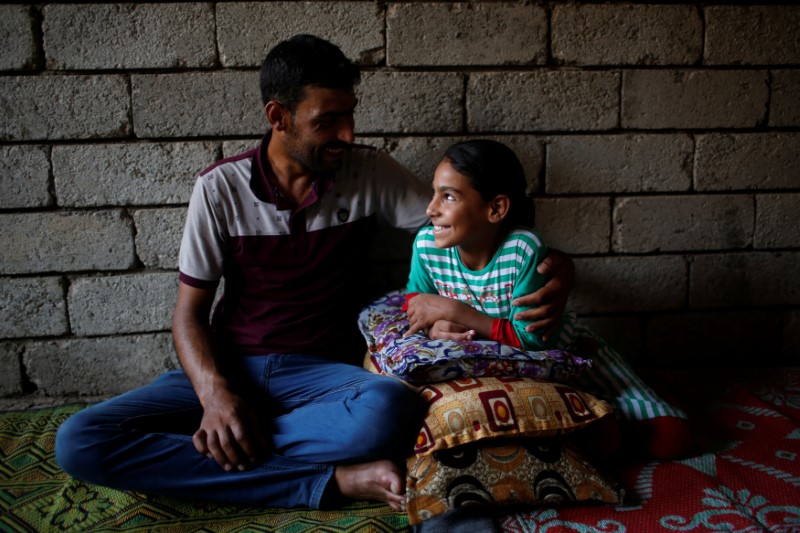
426, 160, 505, 270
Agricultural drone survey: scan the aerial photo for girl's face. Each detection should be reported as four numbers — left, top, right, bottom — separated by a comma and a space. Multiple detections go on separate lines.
426, 160, 501, 269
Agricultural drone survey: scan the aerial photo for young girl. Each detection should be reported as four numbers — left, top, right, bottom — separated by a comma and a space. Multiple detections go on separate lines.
403, 139, 692, 459
403, 139, 560, 350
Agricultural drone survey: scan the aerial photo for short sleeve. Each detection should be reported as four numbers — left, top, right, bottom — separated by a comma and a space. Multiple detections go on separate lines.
178, 177, 226, 289
373, 151, 430, 232
507, 234, 558, 350
406, 229, 438, 295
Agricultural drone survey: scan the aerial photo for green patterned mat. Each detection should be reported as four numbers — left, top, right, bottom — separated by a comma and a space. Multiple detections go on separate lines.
0, 405, 410, 532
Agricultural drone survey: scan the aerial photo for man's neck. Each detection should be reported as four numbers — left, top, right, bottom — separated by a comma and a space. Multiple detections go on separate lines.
265, 139, 314, 208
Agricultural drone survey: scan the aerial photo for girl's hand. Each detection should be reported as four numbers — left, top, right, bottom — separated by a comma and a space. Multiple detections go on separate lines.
404, 293, 461, 337
429, 320, 475, 342
512, 249, 574, 340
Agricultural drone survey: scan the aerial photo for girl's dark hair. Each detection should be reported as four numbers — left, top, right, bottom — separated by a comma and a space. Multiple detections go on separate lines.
259, 34, 361, 109
443, 139, 535, 228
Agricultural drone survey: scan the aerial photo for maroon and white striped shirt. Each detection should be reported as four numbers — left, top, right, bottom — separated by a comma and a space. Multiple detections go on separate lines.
178, 134, 429, 359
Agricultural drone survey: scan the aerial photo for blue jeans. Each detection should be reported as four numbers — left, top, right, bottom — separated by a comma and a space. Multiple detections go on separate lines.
55, 354, 423, 509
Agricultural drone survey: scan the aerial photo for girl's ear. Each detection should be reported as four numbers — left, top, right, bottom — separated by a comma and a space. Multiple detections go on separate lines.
488, 194, 511, 223
265, 101, 289, 131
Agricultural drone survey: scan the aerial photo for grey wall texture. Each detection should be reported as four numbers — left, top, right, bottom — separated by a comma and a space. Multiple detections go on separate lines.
1, 2, 799, 401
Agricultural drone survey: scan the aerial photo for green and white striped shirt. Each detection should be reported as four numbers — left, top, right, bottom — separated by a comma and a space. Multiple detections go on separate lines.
406, 226, 557, 349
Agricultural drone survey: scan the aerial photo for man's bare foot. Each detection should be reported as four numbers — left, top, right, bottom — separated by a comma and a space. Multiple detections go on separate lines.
334, 460, 406, 511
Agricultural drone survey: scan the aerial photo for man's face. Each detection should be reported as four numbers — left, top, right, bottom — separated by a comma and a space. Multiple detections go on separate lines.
283, 86, 358, 174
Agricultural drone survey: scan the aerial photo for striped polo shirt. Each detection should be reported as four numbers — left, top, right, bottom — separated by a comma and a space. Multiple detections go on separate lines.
178, 133, 429, 359
406, 226, 554, 349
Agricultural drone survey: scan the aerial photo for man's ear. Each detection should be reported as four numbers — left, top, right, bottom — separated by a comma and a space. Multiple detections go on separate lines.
265, 101, 289, 131
488, 195, 511, 223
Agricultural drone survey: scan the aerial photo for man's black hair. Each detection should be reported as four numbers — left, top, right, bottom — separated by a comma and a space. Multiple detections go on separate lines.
260, 34, 361, 110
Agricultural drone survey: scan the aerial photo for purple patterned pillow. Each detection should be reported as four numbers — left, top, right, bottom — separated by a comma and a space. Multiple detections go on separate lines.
358, 291, 592, 384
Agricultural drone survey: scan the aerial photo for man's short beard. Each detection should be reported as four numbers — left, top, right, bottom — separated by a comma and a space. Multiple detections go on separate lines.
284, 129, 345, 175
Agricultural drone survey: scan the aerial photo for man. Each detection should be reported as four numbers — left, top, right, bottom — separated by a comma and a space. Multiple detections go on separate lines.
56, 34, 573, 511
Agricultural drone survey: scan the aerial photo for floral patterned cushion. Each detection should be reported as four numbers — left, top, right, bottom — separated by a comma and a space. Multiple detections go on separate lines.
414, 376, 613, 455
405, 438, 624, 525
357, 290, 592, 384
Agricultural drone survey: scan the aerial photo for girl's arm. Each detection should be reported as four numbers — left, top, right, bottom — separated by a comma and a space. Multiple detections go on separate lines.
409, 232, 554, 349
511, 249, 574, 341
404, 229, 492, 337
403, 228, 557, 348
405, 230, 437, 297
404, 293, 493, 338
403, 229, 445, 336
501, 239, 556, 350
403, 228, 484, 337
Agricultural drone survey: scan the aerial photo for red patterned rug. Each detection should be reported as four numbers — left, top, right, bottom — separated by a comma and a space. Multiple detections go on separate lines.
500, 367, 800, 532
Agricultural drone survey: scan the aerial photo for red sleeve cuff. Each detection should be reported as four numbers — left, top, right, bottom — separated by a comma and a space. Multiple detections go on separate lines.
401, 292, 419, 312
178, 272, 220, 290
490, 318, 523, 349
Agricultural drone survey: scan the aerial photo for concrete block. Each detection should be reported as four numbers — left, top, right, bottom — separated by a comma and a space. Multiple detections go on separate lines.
222, 139, 259, 158
0, 75, 130, 141
613, 195, 753, 253
695, 133, 800, 191
0, 5, 39, 70
771, 70, 800, 127
69, 273, 178, 336
133, 208, 186, 269
132, 72, 263, 138
645, 311, 784, 366
23, 333, 177, 396
0, 277, 68, 339
533, 197, 610, 254
468, 72, 619, 132
217, 2, 384, 67
690, 252, 800, 308
356, 72, 462, 134
705, 6, 800, 65
546, 134, 693, 194
43, 3, 215, 70
373, 135, 543, 190
571, 255, 687, 313
52, 142, 216, 207
0, 145, 52, 209
357, 137, 381, 151
553, 4, 701, 65
0, 211, 136, 274
361, 136, 437, 184
387, 3, 546, 66
622, 70, 768, 129
755, 194, 800, 249
0, 343, 23, 396
578, 316, 644, 363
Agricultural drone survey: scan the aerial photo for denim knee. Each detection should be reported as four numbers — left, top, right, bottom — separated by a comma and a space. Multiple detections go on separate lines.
346, 378, 423, 458
55, 408, 110, 484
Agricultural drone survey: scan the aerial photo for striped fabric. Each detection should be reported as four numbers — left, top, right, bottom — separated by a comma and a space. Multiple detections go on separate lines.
571, 321, 689, 421
408, 226, 686, 421
407, 226, 554, 350
416, 230, 537, 318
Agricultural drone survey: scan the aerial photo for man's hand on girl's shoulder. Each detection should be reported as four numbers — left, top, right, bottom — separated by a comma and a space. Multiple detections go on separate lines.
512, 249, 574, 339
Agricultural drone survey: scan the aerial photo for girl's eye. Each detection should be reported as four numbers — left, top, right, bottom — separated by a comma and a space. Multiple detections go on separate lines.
444, 193, 455, 201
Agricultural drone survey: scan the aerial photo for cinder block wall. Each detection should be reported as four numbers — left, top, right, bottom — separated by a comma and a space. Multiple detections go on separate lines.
1, 2, 798, 401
